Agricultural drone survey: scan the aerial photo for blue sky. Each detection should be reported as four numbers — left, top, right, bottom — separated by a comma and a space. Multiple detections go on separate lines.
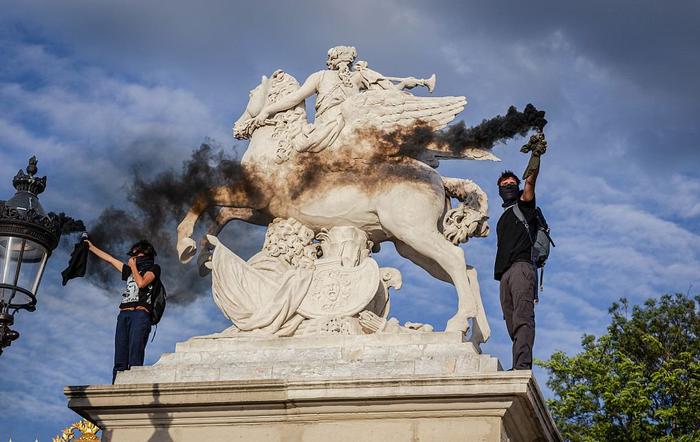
1, 1, 699, 440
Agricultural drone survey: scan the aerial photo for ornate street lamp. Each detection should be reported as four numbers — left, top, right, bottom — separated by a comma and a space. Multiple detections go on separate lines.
0, 156, 60, 355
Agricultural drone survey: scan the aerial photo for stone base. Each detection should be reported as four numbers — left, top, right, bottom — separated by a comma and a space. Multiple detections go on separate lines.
66, 332, 561, 441
116, 331, 500, 384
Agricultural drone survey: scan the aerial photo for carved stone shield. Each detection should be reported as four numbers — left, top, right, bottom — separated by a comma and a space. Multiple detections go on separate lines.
297, 257, 381, 319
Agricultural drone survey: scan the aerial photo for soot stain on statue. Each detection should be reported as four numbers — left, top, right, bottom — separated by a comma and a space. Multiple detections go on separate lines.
286, 143, 430, 201
286, 104, 546, 200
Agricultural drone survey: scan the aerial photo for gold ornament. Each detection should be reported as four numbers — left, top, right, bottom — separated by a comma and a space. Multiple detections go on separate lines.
52, 419, 100, 442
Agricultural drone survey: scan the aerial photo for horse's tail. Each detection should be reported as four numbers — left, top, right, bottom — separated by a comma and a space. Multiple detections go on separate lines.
442, 177, 481, 203
441, 177, 490, 245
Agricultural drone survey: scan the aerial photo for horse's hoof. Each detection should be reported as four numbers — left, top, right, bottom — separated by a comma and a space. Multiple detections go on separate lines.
445, 314, 470, 334
177, 237, 197, 264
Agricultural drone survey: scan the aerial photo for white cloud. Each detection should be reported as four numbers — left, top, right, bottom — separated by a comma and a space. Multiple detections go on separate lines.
440, 45, 474, 76
0, 2, 699, 438
538, 166, 700, 316
0, 39, 232, 439
0, 41, 224, 219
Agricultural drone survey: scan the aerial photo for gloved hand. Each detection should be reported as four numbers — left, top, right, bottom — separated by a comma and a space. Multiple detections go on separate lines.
521, 131, 547, 179
521, 131, 547, 156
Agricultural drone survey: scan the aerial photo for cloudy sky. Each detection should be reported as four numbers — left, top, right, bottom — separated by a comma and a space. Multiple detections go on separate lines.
1, 0, 699, 439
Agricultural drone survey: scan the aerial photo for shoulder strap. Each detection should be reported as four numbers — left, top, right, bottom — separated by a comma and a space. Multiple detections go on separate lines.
511, 204, 534, 243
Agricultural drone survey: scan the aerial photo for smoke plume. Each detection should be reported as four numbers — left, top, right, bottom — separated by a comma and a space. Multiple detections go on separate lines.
391, 103, 547, 158
85, 143, 263, 303
50, 213, 86, 235
438, 103, 547, 151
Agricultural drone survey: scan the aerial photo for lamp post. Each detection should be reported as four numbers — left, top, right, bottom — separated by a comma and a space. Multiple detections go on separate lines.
0, 156, 60, 355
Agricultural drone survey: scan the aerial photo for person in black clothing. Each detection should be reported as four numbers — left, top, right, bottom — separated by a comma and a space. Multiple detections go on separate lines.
85, 239, 161, 383
495, 145, 544, 370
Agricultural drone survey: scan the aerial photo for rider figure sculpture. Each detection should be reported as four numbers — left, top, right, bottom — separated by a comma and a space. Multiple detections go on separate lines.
252, 46, 432, 154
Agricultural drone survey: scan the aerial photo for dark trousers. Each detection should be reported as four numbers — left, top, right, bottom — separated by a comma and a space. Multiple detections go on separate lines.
499, 262, 536, 370
113, 309, 152, 383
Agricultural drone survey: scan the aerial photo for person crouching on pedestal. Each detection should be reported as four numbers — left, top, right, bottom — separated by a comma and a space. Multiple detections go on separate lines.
85, 239, 161, 383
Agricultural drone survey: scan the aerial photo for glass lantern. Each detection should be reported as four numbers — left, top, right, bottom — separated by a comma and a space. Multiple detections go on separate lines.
0, 156, 60, 353
0, 236, 49, 311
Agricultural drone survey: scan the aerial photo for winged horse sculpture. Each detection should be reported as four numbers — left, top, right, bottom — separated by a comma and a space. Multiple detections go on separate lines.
176, 46, 498, 343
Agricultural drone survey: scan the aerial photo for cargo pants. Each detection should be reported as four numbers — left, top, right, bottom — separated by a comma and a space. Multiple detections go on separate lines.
499, 261, 536, 370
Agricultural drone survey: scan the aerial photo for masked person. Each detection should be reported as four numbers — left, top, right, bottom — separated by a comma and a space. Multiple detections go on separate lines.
494, 138, 545, 370
85, 239, 161, 383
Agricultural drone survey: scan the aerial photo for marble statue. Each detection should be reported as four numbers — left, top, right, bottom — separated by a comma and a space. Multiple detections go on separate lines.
207, 220, 403, 337
176, 46, 496, 343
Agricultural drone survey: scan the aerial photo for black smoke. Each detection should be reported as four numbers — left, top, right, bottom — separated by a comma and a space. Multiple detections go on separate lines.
85, 143, 264, 303
437, 103, 547, 151
393, 103, 547, 158
50, 212, 86, 235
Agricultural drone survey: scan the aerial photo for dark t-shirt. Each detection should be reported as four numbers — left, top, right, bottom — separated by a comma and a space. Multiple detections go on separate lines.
120, 264, 161, 311
494, 198, 537, 281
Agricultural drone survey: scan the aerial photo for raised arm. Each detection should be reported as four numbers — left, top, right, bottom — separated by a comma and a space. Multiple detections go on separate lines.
85, 240, 124, 273
521, 161, 539, 202
520, 131, 547, 203
258, 71, 322, 118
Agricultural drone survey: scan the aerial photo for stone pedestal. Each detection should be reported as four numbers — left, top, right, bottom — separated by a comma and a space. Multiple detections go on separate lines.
66, 332, 561, 441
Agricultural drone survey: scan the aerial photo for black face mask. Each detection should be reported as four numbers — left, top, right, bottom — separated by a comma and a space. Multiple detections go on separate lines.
499, 184, 521, 207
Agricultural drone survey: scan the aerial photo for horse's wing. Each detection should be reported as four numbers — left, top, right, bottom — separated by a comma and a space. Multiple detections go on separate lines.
343, 90, 498, 165
347, 90, 466, 131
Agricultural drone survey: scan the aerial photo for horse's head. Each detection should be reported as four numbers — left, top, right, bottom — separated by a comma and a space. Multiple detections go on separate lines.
233, 75, 271, 139
233, 70, 305, 140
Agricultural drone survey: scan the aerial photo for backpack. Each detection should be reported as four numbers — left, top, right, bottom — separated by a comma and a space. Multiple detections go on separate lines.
512, 205, 555, 290
149, 278, 167, 326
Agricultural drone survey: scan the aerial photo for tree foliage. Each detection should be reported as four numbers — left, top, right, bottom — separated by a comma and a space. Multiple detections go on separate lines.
537, 293, 700, 441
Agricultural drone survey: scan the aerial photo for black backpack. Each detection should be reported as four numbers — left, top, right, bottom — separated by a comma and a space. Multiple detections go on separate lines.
149, 278, 167, 325
512, 205, 555, 289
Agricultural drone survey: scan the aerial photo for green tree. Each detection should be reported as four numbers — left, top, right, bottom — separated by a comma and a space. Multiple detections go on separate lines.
537, 293, 700, 441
